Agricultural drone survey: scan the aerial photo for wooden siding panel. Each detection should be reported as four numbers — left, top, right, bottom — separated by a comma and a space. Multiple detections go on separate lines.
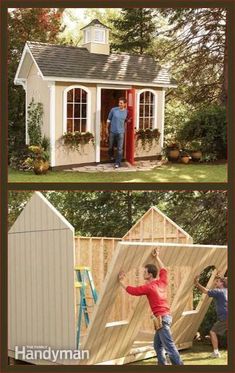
8, 192, 76, 353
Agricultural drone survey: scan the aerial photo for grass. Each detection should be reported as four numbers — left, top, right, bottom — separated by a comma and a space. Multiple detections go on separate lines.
8, 163, 227, 183
131, 342, 228, 365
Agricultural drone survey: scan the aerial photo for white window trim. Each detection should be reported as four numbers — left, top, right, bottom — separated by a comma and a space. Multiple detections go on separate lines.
136, 89, 157, 130
84, 29, 91, 44
94, 28, 106, 44
63, 85, 91, 134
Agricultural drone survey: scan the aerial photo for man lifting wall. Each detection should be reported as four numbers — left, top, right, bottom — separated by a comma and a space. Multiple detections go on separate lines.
118, 249, 184, 365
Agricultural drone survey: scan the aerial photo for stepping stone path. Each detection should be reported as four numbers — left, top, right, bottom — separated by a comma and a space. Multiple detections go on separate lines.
65, 160, 166, 172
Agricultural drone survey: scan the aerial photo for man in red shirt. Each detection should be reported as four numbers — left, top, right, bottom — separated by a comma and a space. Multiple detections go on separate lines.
118, 249, 183, 365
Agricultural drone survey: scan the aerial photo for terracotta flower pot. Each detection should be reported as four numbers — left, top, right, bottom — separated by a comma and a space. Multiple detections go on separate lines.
181, 156, 190, 164
168, 149, 180, 161
33, 159, 50, 175
191, 151, 202, 162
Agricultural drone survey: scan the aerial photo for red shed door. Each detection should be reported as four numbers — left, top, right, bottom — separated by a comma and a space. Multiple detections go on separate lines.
125, 89, 136, 165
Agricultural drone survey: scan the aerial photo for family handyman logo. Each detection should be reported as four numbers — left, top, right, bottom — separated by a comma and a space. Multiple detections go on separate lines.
15, 346, 90, 362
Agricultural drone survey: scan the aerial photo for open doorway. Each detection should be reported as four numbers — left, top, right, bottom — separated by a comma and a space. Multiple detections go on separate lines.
100, 89, 127, 162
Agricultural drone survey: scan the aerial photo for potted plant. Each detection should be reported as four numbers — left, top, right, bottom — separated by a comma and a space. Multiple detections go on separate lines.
82, 131, 95, 145
190, 141, 202, 162
135, 128, 160, 151
180, 150, 190, 164
165, 141, 181, 162
28, 145, 50, 175
62, 131, 95, 151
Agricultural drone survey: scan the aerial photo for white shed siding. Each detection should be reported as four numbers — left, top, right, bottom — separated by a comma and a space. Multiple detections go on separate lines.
8, 192, 76, 354
27, 63, 50, 139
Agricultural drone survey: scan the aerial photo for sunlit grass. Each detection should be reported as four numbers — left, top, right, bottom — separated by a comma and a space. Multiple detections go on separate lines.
131, 342, 227, 365
8, 163, 227, 183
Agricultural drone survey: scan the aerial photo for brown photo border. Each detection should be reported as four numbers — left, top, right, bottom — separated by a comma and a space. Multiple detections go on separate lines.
1, 0, 235, 372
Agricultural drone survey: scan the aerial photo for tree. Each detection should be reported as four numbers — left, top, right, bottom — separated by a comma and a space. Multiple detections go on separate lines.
44, 191, 163, 237
61, 8, 120, 46
8, 191, 33, 229
157, 8, 227, 105
8, 191, 227, 246
111, 8, 157, 54
8, 8, 65, 159
159, 191, 227, 245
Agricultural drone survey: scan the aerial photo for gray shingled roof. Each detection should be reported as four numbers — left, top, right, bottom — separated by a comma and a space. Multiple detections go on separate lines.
27, 41, 177, 86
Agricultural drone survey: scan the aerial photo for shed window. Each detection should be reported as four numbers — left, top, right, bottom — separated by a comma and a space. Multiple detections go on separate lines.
84, 29, 91, 43
94, 28, 105, 43
66, 88, 87, 132
138, 91, 155, 130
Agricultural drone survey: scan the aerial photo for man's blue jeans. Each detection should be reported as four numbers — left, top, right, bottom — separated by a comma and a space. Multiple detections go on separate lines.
153, 315, 184, 365
108, 132, 124, 166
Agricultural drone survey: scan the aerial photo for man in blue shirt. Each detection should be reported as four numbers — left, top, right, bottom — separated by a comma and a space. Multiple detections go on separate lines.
106, 97, 128, 168
194, 275, 227, 358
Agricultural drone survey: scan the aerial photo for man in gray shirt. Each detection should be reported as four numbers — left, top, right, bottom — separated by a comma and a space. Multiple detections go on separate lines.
106, 97, 128, 168
194, 274, 227, 358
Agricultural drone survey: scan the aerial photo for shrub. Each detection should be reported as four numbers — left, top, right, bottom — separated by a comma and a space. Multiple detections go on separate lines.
178, 104, 226, 160
27, 99, 43, 145
164, 100, 192, 139
41, 135, 50, 152
9, 144, 30, 171
9, 99, 51, 171
9, 137, 50, 171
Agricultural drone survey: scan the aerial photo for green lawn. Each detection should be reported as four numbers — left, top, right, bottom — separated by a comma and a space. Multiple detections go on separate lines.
131, 342, 228, 365
8, 163, 227, 183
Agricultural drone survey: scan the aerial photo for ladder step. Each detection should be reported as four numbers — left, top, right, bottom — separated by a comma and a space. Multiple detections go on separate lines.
75, 281, 87, 288
75, 266, 98, 349
74, 266, 91, 271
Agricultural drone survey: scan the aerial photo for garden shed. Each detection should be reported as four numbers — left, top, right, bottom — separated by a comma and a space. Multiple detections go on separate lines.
8, 192, 227, 364
14, 19, 177, 169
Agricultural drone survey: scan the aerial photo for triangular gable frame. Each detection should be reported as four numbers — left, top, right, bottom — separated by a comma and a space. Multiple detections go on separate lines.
122, 206, 193, 243
14, 42, 44, 85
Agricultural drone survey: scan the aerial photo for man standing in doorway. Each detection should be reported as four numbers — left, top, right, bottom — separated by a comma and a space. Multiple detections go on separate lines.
194, 274, 227, 358
118, 249, 184, 365
106, 97, 128, 168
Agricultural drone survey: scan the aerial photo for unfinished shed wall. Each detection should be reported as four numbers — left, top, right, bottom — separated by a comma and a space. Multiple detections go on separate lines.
80, 242, 227, 365
74, 207, 194, 336
122, 207, 193, 330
